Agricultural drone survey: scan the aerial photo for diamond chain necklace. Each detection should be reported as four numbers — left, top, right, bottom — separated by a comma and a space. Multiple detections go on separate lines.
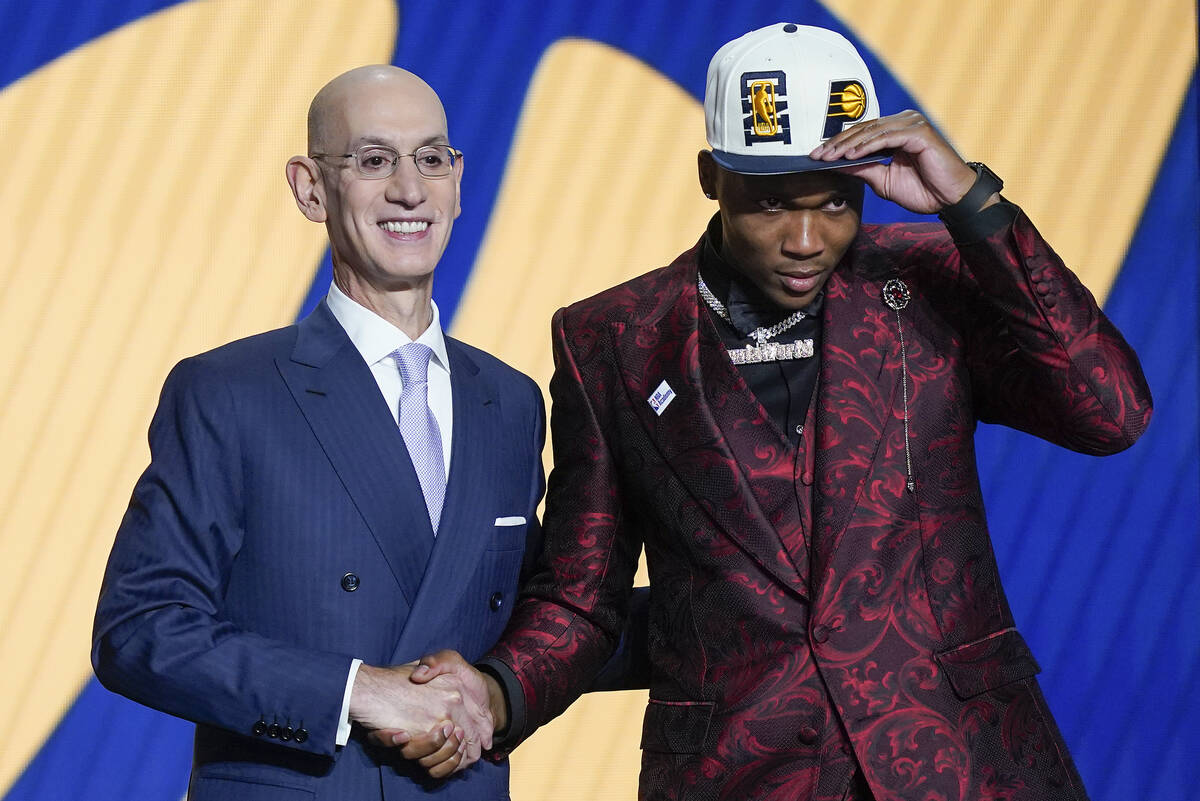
697, 275, 808, 344
697, 274, 815, 364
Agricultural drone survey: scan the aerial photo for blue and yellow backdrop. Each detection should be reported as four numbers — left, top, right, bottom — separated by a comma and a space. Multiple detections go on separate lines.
0, 1, 1196, 799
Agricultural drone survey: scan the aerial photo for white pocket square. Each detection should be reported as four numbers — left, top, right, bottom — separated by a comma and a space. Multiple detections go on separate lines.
494, 516, 526, 526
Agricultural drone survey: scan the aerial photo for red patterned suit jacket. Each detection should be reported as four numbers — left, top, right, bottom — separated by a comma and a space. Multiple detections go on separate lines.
486, 210, 1152, 801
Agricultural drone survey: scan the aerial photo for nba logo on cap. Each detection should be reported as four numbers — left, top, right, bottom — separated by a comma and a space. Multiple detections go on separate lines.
741, 71, 791, 146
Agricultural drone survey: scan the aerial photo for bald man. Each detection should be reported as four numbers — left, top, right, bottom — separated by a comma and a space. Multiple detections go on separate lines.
92, 65, 544, 800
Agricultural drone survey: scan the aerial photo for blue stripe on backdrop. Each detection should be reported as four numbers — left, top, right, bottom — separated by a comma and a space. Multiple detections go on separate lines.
976, 73, 1200, 798
5, 680, 193, 800
0, 0, 184, 90
410, 0, 931, 323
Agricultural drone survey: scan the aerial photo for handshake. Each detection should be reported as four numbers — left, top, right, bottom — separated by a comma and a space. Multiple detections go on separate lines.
349, 649, 505, 778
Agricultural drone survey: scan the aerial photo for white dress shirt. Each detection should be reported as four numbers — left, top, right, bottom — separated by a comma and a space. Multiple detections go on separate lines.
326, 281, 453, 477
324, 281, 455, 746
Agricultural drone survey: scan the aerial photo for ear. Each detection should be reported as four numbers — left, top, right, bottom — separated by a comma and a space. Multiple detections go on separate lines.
286, 156, 327, 223
452, 153, 465, 219
697, 150, 717, 200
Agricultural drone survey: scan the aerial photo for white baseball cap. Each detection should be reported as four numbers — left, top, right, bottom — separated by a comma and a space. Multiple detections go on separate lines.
705, 23, 886, 174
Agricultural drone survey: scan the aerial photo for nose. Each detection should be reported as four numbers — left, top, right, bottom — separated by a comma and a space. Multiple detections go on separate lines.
781, 211, 824, 259
384, 157, 427, 208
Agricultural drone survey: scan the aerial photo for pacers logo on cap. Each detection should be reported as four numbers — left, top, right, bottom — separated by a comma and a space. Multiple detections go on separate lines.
741, 71, 790, 146
822, 80, 869, 139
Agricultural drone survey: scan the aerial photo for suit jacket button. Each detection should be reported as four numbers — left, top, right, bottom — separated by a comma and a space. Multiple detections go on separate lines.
489, 592, 504, 611
294, 728, 309, 744
811, 624, 830, 644
341, 572, 360, 592
280, 726, 293, 742
798, 725, 819, 745
267, 723, 281, 739
252, 720, 267, 736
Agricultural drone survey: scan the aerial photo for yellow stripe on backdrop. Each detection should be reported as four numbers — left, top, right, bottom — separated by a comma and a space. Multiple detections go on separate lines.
454, 38, 713, 404
0, 0, 396, 792
453, 38, 713, 800
823, 0, 1198, 300
452, 3, 1197, 797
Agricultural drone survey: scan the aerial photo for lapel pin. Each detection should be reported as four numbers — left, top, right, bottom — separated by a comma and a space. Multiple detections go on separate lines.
881, 278, 915, 493
647, 380, 676, 416
882, 278, 911, 310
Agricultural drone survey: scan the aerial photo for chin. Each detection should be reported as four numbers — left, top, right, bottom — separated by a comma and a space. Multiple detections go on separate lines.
774, 292, 816, 311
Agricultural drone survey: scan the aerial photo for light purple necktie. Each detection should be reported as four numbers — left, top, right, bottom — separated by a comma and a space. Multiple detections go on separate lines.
392, 343, 445, 533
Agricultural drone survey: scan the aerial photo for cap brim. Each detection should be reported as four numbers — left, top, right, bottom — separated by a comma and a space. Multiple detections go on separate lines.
711, 149, 890, 175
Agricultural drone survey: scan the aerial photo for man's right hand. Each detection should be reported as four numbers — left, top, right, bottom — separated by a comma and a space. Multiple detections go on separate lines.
348, 659, 495, 772
366, 650, 507, 776
809, 109, 986, 216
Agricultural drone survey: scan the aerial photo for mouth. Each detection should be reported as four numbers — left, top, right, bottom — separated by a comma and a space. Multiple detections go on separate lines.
779, 269, 826, 295
378, 219, 430, 237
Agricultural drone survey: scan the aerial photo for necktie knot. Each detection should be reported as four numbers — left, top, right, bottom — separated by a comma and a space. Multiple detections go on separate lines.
393, 343, 434, 388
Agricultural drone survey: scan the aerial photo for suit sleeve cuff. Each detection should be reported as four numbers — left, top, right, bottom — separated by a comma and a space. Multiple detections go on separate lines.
336, 658, 363, 747
476, 657, 526, 753
943, 198, 1019, 245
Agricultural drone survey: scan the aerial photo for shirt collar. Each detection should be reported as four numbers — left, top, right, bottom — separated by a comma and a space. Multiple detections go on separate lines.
699, 214, 824, 337
325, 281, 451, 374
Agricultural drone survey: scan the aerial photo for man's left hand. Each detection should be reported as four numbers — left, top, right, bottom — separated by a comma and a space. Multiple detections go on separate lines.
369, 721, 474, 779
809, 110, 990, 215
368, 649, 503, 776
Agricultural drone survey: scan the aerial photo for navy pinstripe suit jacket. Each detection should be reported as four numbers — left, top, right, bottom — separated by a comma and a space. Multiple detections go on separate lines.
92, 299, 545, 800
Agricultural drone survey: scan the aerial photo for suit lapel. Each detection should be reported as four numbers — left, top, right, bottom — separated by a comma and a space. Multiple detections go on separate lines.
276, 302, 433, 605
813, 241, 902, 550
615, 260, 808, 598
390, 340, 499, 661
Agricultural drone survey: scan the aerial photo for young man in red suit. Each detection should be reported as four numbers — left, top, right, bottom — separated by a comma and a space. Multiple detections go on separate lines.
404, 24, 1152, 800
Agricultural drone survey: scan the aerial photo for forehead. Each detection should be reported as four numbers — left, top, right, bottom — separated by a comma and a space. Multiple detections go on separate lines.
731, 168, 862, 197
331, 78, 448, 148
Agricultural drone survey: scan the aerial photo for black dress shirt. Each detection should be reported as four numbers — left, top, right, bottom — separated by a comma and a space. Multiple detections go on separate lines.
698, 215, 822, 447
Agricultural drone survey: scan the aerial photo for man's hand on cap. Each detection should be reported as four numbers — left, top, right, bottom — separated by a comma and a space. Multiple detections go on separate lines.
809, 110, 988, 216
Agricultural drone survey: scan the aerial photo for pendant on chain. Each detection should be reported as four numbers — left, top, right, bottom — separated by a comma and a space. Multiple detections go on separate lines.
726, 338, 814, 364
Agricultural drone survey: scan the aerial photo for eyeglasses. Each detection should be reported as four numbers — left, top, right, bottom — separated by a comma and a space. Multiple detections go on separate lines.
310, 144, 463, 179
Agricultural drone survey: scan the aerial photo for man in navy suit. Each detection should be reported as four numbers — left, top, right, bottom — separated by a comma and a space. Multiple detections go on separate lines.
92, 65, 540, 799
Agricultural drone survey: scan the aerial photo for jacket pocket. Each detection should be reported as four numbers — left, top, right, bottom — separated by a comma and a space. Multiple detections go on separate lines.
489, 520, 527, 551
639, 699, 715, 754
934, 627, 1042, 700
188, 774, 315, 801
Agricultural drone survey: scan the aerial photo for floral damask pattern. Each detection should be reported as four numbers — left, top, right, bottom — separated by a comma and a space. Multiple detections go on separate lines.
488, 211, 1151, 800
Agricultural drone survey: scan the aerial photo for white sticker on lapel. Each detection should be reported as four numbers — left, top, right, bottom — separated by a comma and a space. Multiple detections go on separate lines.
647, 380, 676, 416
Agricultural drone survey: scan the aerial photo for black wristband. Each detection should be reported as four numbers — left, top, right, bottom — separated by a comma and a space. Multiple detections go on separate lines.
475, 658, 523, 752
938, 162, 1003, 224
